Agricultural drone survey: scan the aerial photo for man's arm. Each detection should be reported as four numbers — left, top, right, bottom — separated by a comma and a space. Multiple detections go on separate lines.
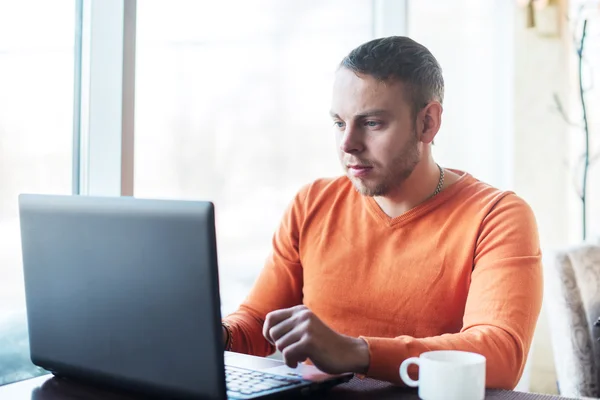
222, 186, 308, 356
262, 194, 542, 390
360, 194, 543, 389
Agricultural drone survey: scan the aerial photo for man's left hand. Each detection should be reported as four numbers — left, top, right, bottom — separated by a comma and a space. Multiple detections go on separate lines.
262, 305, 370, 374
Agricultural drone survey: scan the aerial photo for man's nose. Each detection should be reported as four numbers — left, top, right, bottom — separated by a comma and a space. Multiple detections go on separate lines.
339, 126, 363, 154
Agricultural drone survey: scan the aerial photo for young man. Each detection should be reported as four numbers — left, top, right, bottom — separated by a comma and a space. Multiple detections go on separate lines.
221, 36, 542, 390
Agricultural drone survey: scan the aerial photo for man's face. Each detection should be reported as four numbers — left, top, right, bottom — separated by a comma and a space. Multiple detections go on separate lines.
330, 68, 421, 197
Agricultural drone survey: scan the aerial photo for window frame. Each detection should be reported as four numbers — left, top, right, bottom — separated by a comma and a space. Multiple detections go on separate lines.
75, 0, 136, 196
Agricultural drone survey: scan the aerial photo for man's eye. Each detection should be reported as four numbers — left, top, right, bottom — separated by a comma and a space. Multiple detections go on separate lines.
333, 121, 345, 128
365, 121, 380, 127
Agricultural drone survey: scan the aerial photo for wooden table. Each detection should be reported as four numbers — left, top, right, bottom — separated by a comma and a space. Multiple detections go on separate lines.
0, 374, 585, 399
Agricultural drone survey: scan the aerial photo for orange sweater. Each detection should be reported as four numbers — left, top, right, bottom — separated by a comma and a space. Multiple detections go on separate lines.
223, 171, 543, 389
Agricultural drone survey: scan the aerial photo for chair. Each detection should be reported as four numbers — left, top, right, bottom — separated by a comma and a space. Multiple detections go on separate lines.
545, 242, 600, 398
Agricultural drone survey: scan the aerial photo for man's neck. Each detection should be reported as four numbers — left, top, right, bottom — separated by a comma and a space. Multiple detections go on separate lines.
373, 159, 442, 219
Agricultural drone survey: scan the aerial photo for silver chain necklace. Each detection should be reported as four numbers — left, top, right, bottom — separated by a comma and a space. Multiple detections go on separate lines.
430, 164, 445, 198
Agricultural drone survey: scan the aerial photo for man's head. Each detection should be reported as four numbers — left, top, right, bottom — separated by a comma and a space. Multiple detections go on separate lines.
330, 36, 444, 197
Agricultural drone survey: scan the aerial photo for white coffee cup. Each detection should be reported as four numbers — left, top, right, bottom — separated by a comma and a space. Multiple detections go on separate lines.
399, 350, 486, 400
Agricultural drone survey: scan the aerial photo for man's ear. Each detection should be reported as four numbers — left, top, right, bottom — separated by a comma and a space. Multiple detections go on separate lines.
418, 101, 443, 144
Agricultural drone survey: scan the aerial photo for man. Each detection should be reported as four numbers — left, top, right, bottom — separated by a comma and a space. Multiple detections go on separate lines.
222, 36, 543, 390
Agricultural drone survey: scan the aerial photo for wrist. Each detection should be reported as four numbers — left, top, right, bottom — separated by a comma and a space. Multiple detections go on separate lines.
222, 322, 234, 351
346, 336, 370, 374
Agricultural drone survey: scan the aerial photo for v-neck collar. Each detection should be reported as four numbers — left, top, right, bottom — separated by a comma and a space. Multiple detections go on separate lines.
363, 170, 473, 228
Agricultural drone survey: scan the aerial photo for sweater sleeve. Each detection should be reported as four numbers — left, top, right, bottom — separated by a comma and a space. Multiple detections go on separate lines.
222, 185, 308, 356
360, 194, 543, 389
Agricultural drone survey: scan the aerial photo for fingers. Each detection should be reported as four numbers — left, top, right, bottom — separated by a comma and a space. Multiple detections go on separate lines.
267, 317, 297, 345
273, 322, 306, 352
281, 338, 310, 369
262, 308, 294, 343
263, 305, 307, 344
262, 306, 335, 371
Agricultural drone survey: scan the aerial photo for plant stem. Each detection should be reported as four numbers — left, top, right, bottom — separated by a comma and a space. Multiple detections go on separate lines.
578, 19, 589, 241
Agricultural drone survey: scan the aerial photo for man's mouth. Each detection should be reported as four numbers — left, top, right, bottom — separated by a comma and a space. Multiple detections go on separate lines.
347, 165, 373, 177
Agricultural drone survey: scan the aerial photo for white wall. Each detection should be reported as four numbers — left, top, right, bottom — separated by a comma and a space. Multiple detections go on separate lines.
408, 0, 514, 190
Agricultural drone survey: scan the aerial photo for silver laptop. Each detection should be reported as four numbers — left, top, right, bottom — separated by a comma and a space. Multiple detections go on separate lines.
18, 194, 352, 399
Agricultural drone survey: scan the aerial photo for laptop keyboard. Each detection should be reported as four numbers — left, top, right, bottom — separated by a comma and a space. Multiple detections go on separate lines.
225, 365, 305, 398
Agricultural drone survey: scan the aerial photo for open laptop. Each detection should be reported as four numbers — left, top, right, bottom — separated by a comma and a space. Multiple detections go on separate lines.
18, 194, 352, 399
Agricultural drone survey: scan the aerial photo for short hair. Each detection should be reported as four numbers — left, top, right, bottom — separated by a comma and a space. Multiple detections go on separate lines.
340, 36, 444, 119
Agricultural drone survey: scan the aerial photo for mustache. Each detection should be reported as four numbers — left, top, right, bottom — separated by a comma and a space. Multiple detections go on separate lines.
345, 159, 374, 167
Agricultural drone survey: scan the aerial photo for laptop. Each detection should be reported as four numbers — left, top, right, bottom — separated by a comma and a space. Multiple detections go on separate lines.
18, 194, 352, 399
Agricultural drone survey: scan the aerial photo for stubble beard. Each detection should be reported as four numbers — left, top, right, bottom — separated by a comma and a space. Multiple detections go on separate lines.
349, 134, 421, 197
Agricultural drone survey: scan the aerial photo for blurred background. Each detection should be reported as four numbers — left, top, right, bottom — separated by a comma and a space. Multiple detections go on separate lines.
0, 0, 599, 395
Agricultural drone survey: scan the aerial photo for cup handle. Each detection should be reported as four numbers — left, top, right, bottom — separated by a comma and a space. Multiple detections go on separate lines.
399, 357, 420, 388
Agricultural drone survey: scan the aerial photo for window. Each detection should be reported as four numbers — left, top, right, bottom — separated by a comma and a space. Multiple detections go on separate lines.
0, 0, 76, 385
134, 0, 374, 314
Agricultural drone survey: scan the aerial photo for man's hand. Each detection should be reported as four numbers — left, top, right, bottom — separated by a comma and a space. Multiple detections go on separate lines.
262, 305, 370, 374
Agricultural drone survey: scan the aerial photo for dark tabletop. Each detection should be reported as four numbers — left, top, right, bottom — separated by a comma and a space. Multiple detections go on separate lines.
0, 375, 585, 400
